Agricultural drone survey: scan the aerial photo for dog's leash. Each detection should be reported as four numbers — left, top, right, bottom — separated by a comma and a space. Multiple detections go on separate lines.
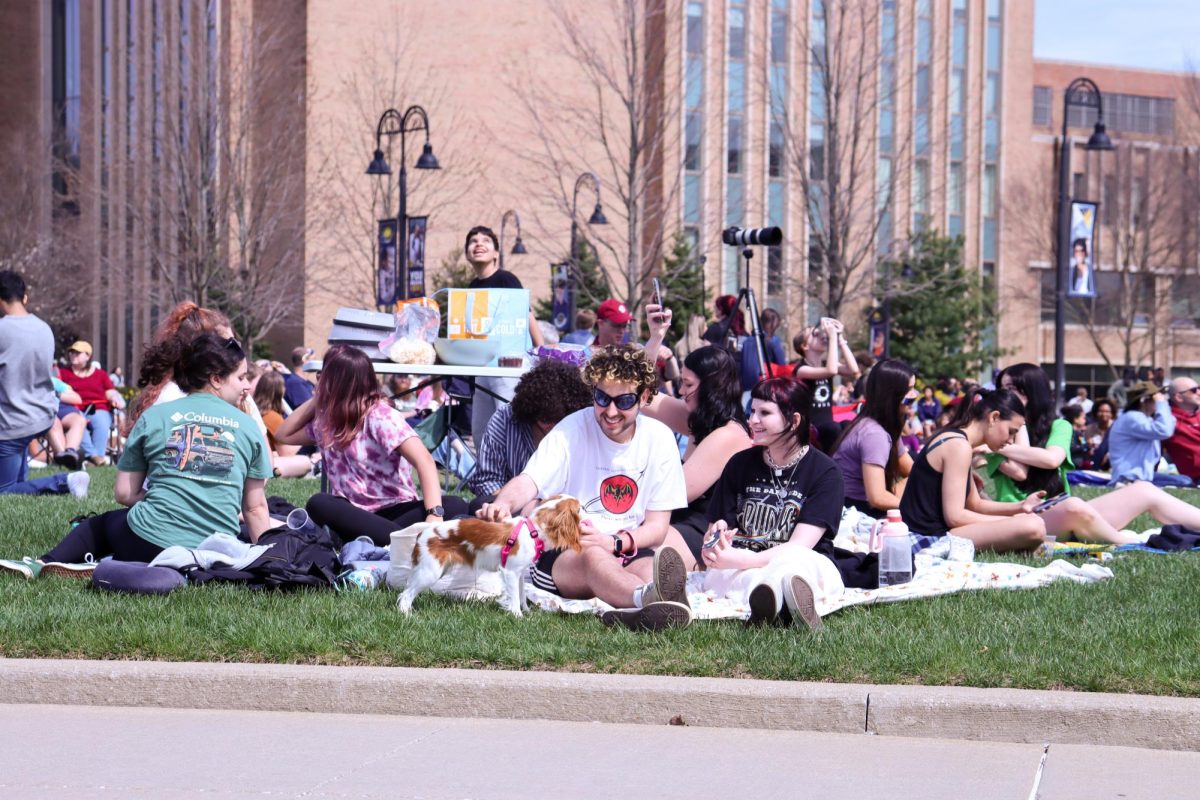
500, 518, 544, 567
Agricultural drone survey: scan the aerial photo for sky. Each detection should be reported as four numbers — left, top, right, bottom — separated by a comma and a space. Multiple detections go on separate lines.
1034, 0, 1200, 73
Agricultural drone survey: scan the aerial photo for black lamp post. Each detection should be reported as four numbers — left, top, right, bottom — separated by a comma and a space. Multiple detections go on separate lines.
566, 171, 607, 327
1054, 78, 1113, 401
499, 209, 527, 271
366, 105, 439, 302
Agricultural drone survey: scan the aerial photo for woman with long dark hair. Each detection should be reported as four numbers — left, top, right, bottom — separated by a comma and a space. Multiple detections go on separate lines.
696, 377, 852, 629
1, 334, 273, 579
791, 317, 860, 453
274, 345, 467, 546
832, 358, 917, 517
644, 303, 753, 569
986, 363, 1200, 544
897, 389, 1047, 552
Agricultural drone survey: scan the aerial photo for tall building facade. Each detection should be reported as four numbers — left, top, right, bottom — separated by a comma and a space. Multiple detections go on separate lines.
3, 0, 1197, 383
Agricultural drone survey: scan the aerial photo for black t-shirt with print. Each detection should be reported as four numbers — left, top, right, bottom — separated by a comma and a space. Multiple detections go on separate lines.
468, 270, 524, 290
706, 445, 843, 555
807, 375, 834, 426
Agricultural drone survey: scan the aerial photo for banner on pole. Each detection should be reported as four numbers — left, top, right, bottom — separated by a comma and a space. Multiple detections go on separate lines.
1067, 201, 1098, 299
406, 216, 428, 299
376, 219, 398, 307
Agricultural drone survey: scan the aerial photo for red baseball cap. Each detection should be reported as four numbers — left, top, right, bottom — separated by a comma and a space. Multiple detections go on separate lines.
597, 299, 632, 325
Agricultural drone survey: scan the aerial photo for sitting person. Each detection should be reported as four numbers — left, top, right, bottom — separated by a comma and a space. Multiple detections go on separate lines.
1106, 381, 1176, 484
916, 386, 942, 439
0, 270, 89, 498
467, 358, 593, 514
898, 389, 1047, 552
253, 370, 320, 478
1083, 398, 1116, 469
0, 334, 272, 579
29, 376, 87, 470
989, 363, 1200, 544
791, 317, 860, 453
477, 344, 691, 631
694, 377, 865, 629
1164, 377, 1200, 482
275, 345, 468, 547
738, 307, 787, 404
1059, 404, 1091, 471
642, 301, 753, 569
901, 402, 923, 454
831, 358, 916, 519
284, 346, 316, 412
560, 308, 597, 346
58, 340, 126, 466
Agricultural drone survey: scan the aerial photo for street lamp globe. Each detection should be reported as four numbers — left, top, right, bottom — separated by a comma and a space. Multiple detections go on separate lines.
415, 142, 440, 170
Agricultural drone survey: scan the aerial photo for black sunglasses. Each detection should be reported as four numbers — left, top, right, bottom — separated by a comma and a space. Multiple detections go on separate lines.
594, 388, 639, 411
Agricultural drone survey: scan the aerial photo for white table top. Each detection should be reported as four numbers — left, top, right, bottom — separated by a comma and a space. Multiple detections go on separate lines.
303, 360, 527, 379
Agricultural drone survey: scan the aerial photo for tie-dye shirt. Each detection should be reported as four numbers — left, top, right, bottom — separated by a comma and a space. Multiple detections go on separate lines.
307, 401, 418, 511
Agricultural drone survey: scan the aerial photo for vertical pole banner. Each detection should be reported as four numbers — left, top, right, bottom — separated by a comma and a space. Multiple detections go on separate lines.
867, 306, 888, 360
1067, 201, 1098, 299
407, 216, 428, 299
551, 262, 572, 334
377, 219, 397, 307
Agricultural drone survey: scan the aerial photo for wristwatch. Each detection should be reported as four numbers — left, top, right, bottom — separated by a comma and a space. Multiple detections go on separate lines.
425, 505, 445, 517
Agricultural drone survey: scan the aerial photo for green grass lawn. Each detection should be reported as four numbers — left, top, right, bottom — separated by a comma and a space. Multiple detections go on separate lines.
1, 468, 1198, 695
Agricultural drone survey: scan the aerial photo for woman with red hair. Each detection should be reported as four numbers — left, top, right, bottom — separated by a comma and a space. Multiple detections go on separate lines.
274, 345, 467, 545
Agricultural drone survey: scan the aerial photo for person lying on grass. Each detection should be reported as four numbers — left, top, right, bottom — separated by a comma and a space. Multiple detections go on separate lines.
989, 363, 1200, 545
0, 334, 273, 580
274, 345, 467, 548
897, 389, 1048, 552
694, 377, 859, 630
476, 344, 692, 632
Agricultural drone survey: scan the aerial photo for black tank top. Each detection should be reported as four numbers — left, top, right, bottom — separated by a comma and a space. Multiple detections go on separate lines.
898, 430, 969, 536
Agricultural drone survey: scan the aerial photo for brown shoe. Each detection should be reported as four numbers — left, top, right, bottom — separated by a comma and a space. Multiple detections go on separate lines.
643, 546, 688, 607
600, 601, 692, 632
782, 575, 824, 631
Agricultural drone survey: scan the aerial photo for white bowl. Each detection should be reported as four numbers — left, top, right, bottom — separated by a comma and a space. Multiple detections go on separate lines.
433, 337, 499, 366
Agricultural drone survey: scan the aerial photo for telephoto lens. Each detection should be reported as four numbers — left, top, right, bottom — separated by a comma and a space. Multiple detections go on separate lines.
722, 226, 784, 247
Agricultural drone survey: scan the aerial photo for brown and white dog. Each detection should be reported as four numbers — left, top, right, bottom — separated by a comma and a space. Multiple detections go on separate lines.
396, 495, 583, 617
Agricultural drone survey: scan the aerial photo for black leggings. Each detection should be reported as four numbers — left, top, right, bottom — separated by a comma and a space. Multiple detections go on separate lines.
42, 508, 164, 563
306, 493, 470, 547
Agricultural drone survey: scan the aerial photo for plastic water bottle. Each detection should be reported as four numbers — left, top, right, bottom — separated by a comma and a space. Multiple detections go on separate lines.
336, 568, 380, 592
874, 509, 913, 587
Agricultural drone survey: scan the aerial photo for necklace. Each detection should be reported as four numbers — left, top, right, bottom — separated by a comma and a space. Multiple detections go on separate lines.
764, 443, 808, 475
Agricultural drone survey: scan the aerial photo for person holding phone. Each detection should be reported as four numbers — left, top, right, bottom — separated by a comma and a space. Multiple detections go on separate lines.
988, 363, 1200, 544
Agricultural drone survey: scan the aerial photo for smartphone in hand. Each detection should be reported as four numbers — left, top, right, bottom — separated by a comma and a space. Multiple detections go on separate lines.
1032, 493, 1069, 514
702, 528, 722, 549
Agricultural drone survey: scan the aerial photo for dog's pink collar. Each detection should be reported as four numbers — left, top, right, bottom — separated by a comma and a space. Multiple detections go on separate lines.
501, 518, 543, 567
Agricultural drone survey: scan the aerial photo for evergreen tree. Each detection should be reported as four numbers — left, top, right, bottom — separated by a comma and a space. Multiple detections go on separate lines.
650, 231, 708, 344
533, 239, 612, 326
884, 231, 1004, 381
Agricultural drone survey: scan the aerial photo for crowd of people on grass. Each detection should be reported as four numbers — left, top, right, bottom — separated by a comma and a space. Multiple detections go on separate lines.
2, 230, 1199, 630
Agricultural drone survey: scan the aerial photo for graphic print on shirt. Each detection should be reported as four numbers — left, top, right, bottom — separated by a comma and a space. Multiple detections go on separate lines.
595, 473, 638, 514
164, 418, 237, 478
811, 378, 831, 410
734, 482, 806, 551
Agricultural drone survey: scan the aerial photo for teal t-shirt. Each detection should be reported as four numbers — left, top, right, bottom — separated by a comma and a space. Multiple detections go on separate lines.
985, 417, 1075, 502
118, 393, 272, 549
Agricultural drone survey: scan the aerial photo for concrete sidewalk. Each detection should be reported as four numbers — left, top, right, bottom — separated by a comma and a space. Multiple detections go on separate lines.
1, 704, 1197, 799
2, 658, 1198, 751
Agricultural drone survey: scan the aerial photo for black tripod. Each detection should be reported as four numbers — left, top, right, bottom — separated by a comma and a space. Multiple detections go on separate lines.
716, 247, 770, 380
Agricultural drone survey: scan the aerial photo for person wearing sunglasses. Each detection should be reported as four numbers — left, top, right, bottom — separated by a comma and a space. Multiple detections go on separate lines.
477, 344, 691, 631
1165, 377, 1200, 482
791, 317, 860, 454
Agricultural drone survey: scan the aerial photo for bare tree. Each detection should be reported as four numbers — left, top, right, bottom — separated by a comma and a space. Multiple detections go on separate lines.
311, 8, 490, 304
507, 0, 682, 315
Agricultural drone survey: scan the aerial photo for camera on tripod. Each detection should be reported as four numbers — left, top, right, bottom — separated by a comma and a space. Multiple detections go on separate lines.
722, 226, 783, 247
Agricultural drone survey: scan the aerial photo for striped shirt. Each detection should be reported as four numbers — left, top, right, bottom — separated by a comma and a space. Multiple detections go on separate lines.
468, 404, 535, 497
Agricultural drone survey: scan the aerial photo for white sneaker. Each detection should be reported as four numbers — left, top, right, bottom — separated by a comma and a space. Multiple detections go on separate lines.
67, 471, 91, 498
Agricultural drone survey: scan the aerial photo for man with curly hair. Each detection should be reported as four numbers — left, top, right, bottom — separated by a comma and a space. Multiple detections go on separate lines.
478, 344, 691, 630
467, 359, 594, 512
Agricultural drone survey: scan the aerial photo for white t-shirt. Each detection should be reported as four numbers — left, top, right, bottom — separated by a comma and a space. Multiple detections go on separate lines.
521, 408, 687, 534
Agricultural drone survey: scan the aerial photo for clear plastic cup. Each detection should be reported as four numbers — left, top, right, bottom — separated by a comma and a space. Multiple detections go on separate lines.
286, 508, 309, 530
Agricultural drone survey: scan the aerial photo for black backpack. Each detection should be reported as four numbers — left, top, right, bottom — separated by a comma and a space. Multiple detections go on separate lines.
185, 525, 340, 590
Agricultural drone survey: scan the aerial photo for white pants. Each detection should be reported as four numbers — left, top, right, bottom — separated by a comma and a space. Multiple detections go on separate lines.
694, 547, 845, 616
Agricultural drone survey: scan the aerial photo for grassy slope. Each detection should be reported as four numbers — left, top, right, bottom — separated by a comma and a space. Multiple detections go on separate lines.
0, 469, 1197, 695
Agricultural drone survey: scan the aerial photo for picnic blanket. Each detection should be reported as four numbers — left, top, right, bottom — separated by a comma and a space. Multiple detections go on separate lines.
523, 508, 1114, 620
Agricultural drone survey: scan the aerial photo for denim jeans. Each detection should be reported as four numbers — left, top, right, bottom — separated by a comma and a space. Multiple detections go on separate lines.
81, 409, 113, 459
0, 434, 69, 495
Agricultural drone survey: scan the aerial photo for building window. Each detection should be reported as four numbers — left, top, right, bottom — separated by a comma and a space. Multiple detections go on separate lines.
1066, 92, 1175, 137
1040, 270, 1154, 326
683, 3, 704, 229
1033, 85, 1052, 127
